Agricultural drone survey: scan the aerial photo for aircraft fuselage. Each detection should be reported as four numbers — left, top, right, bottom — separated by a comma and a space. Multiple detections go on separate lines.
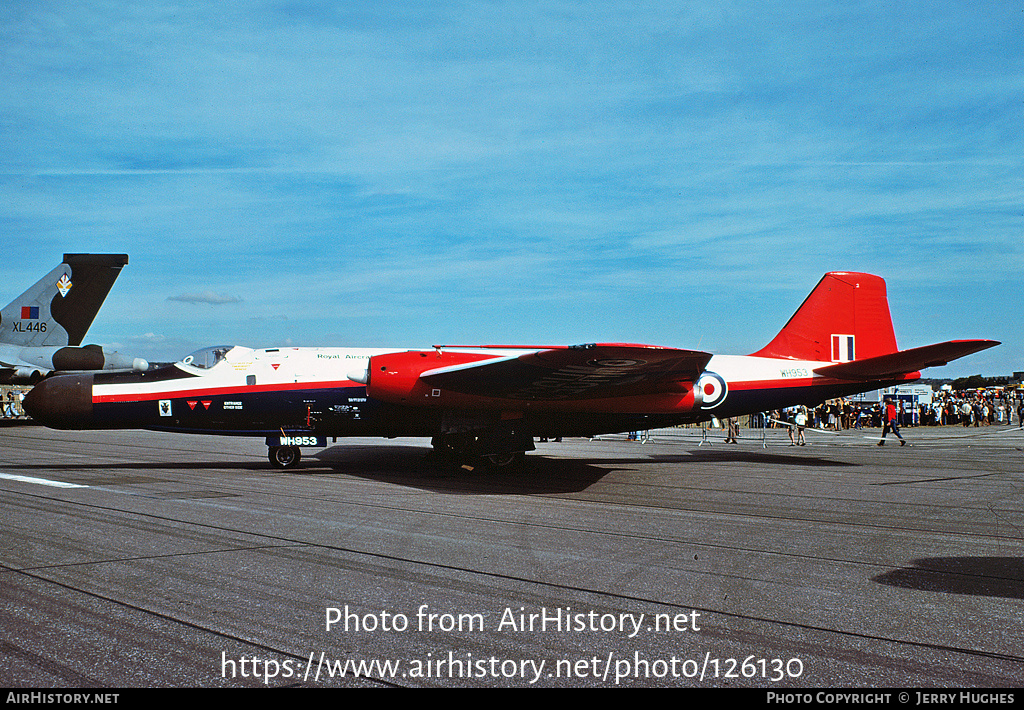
25, 344, 916, 439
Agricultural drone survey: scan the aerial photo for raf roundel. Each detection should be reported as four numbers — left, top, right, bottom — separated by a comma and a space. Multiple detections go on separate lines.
697, 371, 728, 410
587, 358, 646, 368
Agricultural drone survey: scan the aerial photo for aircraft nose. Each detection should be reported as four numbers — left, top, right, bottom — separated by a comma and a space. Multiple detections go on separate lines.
23, 373, 95, 429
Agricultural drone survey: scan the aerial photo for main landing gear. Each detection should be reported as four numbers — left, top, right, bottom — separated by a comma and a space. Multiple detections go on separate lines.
480, 451, 525, 469
430, 431, 532, 470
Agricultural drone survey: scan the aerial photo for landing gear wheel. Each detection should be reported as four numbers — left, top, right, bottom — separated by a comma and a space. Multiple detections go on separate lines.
483, 451, 525, 469
268, 445, 301, 469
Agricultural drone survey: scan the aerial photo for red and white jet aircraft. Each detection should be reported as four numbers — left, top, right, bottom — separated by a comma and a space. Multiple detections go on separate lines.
24, 272, 997, 468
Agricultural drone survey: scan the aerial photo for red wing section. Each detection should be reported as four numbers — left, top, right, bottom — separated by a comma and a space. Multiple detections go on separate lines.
422, 344, 712, 400
813, 340, 999, 380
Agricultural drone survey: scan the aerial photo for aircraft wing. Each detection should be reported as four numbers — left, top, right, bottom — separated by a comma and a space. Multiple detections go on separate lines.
0, 345, 50, 373
419, 344, 713, 400
813, 339, 999, 380
0, 359, 50, 373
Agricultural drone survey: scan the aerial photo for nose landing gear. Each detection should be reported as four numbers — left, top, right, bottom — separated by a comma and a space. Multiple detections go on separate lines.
268, 445, 301, 469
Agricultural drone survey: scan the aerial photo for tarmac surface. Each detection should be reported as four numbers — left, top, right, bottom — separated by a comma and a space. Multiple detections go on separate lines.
1, 421, 1022, 688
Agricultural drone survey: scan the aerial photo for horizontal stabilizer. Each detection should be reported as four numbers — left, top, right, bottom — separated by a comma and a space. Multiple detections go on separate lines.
421, 344, 713, 400
813, 340, 1000, 380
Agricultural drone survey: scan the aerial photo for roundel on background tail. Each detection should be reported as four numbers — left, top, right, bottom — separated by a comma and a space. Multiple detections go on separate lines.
697, 371, 728, 410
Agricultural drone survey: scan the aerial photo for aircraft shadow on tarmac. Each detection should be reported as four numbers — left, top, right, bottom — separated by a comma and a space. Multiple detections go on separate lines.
872, 557, 1024, 599
308, 445, 614, 494
305, 443, 857, 494
643, 449, 857, 468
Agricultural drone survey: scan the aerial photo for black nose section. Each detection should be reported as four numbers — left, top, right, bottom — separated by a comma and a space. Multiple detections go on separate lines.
23, 373, 95, 429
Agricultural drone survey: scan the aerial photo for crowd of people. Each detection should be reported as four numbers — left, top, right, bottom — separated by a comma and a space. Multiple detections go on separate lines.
768, 389, 1024, 432
1, 387, 28, 419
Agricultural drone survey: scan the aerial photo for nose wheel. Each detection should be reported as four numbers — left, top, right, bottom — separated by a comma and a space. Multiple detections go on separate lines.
268, 445, 301, 469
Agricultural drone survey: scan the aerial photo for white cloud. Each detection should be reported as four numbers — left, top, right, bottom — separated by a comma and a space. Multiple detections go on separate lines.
167, 292, 243, 305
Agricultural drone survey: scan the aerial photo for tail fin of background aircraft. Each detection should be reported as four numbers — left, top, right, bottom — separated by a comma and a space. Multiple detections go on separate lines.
752, 272, 898, 362
1, 254, 129, 348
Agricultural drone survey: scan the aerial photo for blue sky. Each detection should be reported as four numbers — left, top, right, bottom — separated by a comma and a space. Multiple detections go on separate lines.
1, 1, 1020, 378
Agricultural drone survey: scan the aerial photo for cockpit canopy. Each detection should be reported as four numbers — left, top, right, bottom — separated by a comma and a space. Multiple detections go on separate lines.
179, 345, 233, 370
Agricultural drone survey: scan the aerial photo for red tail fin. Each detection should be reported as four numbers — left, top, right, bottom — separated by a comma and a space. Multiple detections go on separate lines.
752, 272, 898, 362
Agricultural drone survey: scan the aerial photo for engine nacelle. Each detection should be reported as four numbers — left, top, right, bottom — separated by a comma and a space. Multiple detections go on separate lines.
51, 345, 149, 373
12, 367, 45, 384
365, 350, 493, 405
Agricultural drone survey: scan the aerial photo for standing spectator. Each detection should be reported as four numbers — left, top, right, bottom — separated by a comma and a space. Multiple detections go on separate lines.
795, 406, 807, 446
878, 398, 906, 446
